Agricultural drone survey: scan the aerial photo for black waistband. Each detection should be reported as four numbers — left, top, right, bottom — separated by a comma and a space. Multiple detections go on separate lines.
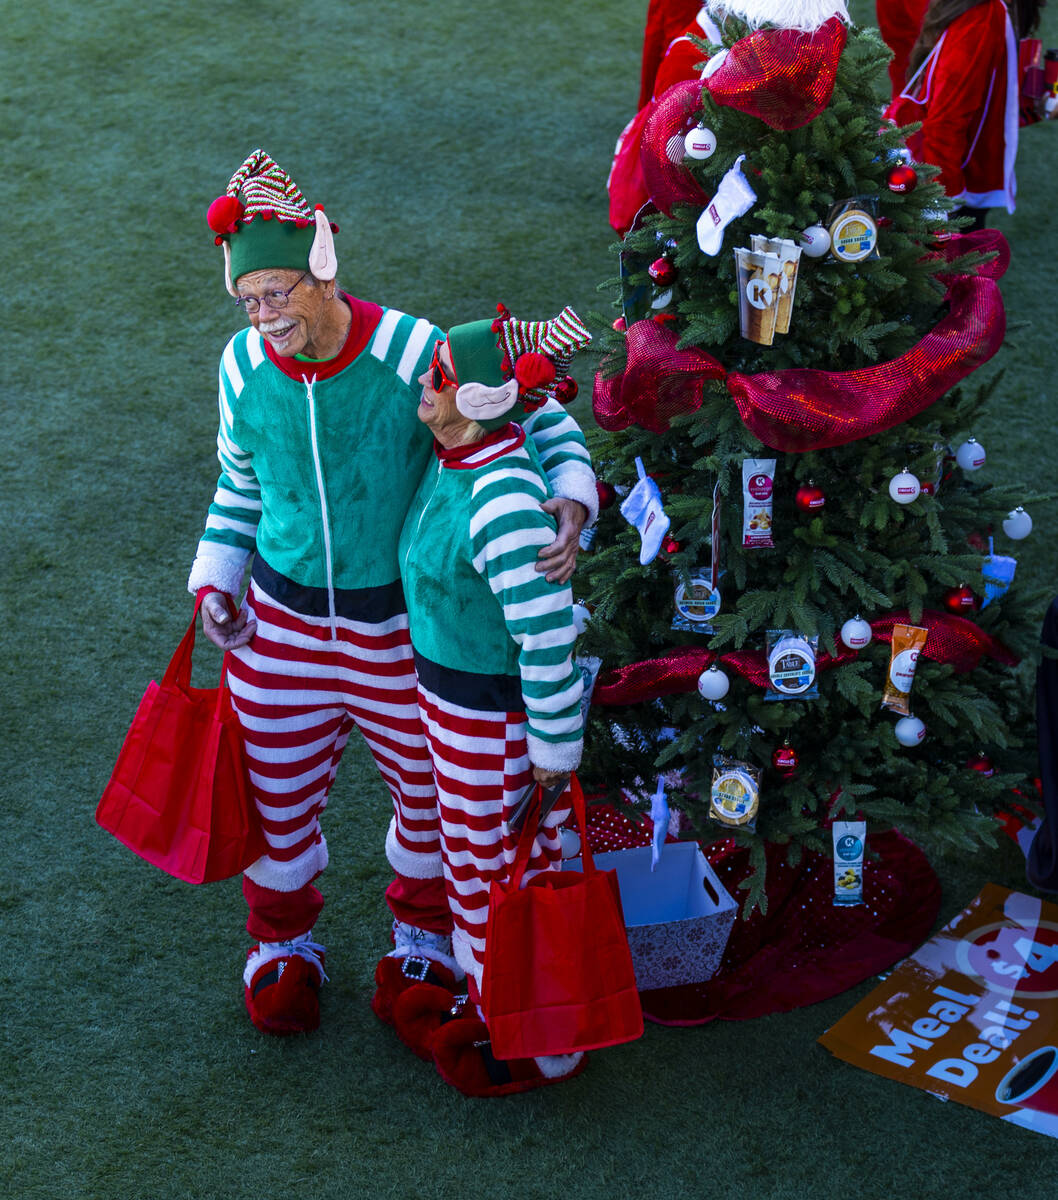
413, 650, 523, 714
251, 556, 407, 623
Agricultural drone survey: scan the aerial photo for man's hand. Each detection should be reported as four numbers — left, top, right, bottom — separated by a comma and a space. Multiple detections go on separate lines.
200, 590, 257, 651
537, 498, 589, 584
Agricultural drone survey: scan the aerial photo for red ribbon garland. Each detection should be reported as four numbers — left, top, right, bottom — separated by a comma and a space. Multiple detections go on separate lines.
591, 609, 1017, 707
593, 232, 1009, 447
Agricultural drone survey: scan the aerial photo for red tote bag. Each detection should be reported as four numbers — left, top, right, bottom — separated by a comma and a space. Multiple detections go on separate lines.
95, 598, 265, 884
481, 775, 643, 1059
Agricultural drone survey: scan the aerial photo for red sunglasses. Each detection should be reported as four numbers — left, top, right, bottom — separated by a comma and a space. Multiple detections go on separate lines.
429, 340, 459, 392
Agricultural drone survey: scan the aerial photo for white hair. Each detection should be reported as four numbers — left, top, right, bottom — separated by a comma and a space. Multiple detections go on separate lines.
706, 0, 850, 33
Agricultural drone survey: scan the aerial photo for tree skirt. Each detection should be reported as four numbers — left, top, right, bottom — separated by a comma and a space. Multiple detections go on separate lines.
585, 803, 941, 1026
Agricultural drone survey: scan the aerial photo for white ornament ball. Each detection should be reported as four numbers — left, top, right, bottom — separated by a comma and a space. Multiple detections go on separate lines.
889, 469, 921, 504
840, 615, 873, 650
571, 602, 591, 635
559, 826, 581, 859
894, 715, 926, 747
955, 437, 986, 471
684, 125, 717, 160
799, 225, 832, 258
697, 665, 730, 701
1002, 506, 1033, 540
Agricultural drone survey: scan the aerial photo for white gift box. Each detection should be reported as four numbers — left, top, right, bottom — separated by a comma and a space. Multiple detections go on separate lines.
564, 841, 737, 990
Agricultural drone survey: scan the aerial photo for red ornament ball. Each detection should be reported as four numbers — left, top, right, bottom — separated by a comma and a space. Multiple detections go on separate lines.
943, 584, 979, 614
612, 316, 627, 332
596, 481, 617, 510
648, 257, 677, 287
663, 536, 683, 555
206, 194, 244, 234
967, 752, 996, 777
772, 743, 799, 776
920, 480, 936, 496
554, 376, 579, 405
886, 163, 918, 194
795, 483, 826, 513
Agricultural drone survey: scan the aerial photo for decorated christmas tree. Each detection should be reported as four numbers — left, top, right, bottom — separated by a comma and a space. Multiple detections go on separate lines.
577, 2, 1044, 909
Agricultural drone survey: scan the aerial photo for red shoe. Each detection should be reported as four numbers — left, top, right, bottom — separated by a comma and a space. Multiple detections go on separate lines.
243, 938, 327, 1036
371, 953, 461, 1026
431, 1017, 587, 1097
392, 983, 472, 1060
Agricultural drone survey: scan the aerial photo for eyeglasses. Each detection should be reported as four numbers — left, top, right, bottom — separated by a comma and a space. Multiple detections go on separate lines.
234, 272, 309, 314
429, 340, 459, 392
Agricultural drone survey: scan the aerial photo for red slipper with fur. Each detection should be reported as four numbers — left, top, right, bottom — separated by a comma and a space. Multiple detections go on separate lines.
244, 953, 323, 1036
371, 954, 460, 1026
392, 983, 471, 1060
431, 1016, 587, 1097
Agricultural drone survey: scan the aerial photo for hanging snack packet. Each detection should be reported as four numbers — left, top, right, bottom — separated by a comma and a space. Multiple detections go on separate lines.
576, 654, 602, 727
833, 820, 866, 906
750, 235, 802, 335
734, 246, 783, 345
881, 623, 928, 714
826, 195, 880, 263
709, 756, 761, 831
765, 629, 819, 701
742, 458, 776, 548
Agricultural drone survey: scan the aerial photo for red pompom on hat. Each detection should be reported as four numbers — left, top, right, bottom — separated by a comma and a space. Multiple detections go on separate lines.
207, 194, 245, 235
514, 352, 556, 391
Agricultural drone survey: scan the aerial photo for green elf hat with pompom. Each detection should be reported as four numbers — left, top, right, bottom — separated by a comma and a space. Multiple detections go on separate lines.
448, 304, 592, 431
205, 149, 339, 294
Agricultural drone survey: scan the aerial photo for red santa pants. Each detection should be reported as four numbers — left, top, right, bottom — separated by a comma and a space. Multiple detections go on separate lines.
416, 679, 571, 986
227, 578, 449, 942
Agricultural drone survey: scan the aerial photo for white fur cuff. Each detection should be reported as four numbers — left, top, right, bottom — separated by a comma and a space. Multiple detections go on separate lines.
550, 465, 599, 527
187, 546, 252, 596
526, 733, 583, 774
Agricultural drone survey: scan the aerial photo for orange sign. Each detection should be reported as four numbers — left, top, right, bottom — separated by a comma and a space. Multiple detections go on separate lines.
820, 885, 1058, 1137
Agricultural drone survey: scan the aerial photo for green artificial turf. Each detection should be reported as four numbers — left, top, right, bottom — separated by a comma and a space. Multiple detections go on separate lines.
4, 1, 1058, 1196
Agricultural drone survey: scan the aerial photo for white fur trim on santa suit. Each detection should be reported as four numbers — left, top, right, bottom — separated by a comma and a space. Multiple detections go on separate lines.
243, 835, 330, 893
707, 0, 848, 32
545, 464, 600, 528
187, 544, 252, 597
386, 816, 444, 878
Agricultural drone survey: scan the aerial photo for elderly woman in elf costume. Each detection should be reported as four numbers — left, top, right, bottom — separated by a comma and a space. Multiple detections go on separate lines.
383, 307, 591, 1096
190, 150, 598, 1037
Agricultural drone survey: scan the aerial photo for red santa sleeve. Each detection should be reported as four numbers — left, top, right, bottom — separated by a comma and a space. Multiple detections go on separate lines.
917, 2, 1006, 198
876, 0, 929, 99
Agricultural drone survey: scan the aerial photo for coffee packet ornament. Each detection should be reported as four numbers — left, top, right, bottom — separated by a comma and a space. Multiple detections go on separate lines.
709, 756, 761, 831
576, 654, 602, 726
833, 820, 866, 906
749, 236, 802, 334
881, 623, 928, 714
734, 246, 782, 346
765, 630, 819, 701
826, 196, 880, 263
672, 571, 722, 633
742, 458, 776, 548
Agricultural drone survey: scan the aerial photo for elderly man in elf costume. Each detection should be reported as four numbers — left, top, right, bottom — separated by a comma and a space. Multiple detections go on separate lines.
191, 150, 597, 1036
389, 306, 591, 1095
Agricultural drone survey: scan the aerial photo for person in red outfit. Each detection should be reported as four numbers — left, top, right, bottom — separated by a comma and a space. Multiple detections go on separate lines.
876, 0, 929, 101
886, 0, 1046, 225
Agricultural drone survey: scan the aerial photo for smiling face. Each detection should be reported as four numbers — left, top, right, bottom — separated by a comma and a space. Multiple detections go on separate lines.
417, 339, 479, 446
235, 267, 330, 357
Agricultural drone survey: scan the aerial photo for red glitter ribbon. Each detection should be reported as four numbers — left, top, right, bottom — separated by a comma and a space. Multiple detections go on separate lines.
702, 18, 847, 132
593, 317, 726, 433
726, 273, 1006, 452
591, 610, 1016, 706
640, 79, 712, 218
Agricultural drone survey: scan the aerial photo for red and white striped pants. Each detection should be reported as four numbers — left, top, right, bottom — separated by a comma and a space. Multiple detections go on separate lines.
417, 680, 571, 986
226, 579, 446, 937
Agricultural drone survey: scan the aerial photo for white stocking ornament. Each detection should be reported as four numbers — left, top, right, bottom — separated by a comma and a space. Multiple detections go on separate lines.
620, 456, 671, 565
696, 154, 757, 256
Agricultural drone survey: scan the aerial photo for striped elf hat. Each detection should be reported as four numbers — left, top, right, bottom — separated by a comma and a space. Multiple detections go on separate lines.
206, 149, 339, 294
450, 304, 592, 431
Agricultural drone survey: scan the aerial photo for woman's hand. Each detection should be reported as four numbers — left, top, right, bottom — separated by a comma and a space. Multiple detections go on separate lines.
537, 498, 588, 583
532, 765, 570, 790
200, 590, 257, 651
